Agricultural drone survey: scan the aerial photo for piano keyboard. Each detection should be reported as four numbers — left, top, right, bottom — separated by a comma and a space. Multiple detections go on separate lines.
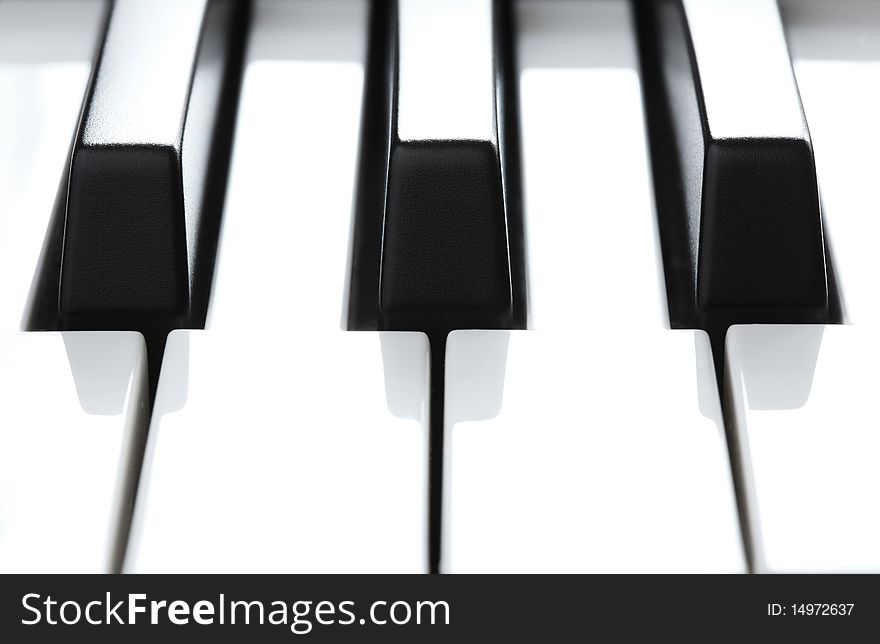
0, 0, 878, 574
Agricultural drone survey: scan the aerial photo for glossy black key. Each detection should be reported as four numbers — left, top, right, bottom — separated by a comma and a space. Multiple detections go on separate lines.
636, 0, 832, 329
347, 0, 526, 333
345, 0, 525, 576
58, 0, 248, 335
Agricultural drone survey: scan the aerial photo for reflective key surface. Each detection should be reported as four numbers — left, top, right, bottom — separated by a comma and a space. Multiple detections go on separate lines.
127, 0, 429, 573
1, 0, 878, 575
443, 0, 744, 573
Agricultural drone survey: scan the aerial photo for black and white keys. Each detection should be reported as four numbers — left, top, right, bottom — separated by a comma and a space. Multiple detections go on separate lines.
126, 0, 429, 572
0, 0, 105, 331
347, 0, 526, 333
58, 0, 247, 336
344, 0, 526, 572
0, 0, 150, 573
637, 0, 831, 328
443, 0, 744, 572
722, 1, 880, 572
4, 0, 877, 576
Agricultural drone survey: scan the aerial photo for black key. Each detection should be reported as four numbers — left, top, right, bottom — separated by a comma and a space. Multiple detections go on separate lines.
346, 0, 526, 334
58, 0, 248, 336
636, 0, 832, 329
345, 0, 525, 576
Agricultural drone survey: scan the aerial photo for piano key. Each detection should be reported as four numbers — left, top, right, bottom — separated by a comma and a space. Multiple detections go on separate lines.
0, 332, 149, 572
636, 0, 830, 328
126, 0, 429, 572
443, 0, 744, 573
725, 325, 880, 572
717, 1, 880, 574
58, 0, 247, 336
346, 0, 526, 575
128, 330, 429, 573
347, 0, 526, 332
0, 0, 106, 331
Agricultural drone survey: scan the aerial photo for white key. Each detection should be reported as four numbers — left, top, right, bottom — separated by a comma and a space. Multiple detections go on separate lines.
126, 0, 429, 572
446, 329, 742, 573
0, 332, 148, 572
726, 325, 880, 572
443, 0, 744, 573
396, 0, 495, 142
0, 0, 106, 330
128, 329, 428, 573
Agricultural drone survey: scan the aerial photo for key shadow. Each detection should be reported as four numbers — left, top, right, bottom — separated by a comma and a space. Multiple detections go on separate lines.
379, 332, 430, 422
62, 332, 138, 416
730, 326, 825, 411
381, 329, 510, 426
695, 332, 723, 422
445, 331, 510, 425
61, 330, 153, 574
61, 330, 187, 417
149, 330, 190, 416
